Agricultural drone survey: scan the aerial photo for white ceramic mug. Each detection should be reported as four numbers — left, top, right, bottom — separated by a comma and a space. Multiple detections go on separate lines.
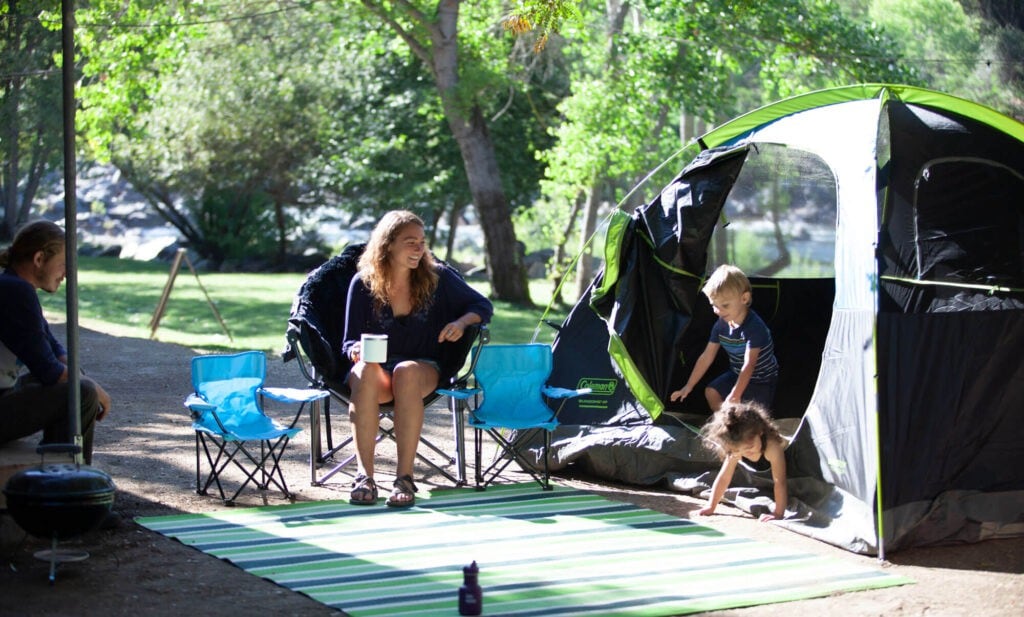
360, 334, 388, 363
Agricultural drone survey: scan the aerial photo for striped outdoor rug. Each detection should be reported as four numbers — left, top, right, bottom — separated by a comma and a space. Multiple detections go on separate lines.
137, 483, 910, 616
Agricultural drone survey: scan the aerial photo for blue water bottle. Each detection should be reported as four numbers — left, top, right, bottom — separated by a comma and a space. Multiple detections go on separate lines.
458, 560, 482, 615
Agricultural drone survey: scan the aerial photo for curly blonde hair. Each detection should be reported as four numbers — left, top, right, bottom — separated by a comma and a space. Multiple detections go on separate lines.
357, 210, 438, 314
700, 401, 783, 460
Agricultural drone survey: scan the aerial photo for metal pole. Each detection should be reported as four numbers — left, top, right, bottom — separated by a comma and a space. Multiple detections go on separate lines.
62, 0, 82, 463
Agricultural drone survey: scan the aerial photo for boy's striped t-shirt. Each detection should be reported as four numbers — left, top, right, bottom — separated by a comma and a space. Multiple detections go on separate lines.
709, 309, 779, 382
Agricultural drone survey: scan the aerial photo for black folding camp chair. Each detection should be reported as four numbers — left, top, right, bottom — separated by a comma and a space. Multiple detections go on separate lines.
283, 243, 486, 486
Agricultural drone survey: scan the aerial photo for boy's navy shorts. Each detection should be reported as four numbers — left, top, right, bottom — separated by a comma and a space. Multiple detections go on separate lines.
707, 372, 777, 411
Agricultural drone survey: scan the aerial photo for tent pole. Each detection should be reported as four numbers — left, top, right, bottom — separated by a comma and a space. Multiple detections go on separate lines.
62, 0, 82, 464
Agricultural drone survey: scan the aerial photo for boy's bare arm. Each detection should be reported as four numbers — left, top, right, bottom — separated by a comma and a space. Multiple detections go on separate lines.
690, 343, 720, 386
671, 342, 719, 401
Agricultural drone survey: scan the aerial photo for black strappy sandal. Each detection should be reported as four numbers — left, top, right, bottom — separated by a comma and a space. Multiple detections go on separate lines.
349, 474, 379, 506
386, 474, 417, 508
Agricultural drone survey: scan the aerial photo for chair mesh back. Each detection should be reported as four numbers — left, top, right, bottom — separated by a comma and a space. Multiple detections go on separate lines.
192, 351, 265, 387
192, 352, 267, 427
472, 344, 554, 425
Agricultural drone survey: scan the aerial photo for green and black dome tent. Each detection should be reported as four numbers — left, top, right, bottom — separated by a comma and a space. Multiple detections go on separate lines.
546, 84, 1024, 556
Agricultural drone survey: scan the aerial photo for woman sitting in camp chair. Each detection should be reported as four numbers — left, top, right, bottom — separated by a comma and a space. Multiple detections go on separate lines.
341, 210, 493, 508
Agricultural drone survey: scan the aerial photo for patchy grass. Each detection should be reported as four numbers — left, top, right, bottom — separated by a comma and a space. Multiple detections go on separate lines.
40, 256, 574, 353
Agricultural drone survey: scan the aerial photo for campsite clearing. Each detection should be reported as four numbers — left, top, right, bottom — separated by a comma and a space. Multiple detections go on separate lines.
0, 323, 1021, 616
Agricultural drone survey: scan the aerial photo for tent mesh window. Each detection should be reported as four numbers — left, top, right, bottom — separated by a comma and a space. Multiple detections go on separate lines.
707, 143, 837, 279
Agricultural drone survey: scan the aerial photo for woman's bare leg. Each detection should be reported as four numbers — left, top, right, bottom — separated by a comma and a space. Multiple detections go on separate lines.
347, 362, 392, 478
390, 361, 439, 484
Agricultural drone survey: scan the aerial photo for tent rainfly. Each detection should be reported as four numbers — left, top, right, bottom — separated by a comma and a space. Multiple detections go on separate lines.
545, 84, 1024, 557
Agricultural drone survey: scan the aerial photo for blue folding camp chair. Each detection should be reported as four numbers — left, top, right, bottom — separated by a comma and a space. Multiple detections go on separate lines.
438, 343, 590, 490
185, 350, 328, 505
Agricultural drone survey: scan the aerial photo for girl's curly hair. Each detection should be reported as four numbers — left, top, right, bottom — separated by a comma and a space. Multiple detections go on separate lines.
357, 210, 438, 315
700, 401, 783, 460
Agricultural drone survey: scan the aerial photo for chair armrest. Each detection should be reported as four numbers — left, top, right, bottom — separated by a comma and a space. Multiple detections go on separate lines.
184, 394, 231, 432
260, 386, 329, 404
542, 386, 592, 399
285, 330, 321, 385
184, 393, 216, 412
435, 387, 482, 400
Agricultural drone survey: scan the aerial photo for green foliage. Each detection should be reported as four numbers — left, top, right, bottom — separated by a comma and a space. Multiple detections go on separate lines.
0, 0, 64, 238
190, 188, 278, 264
538, 0, 921, 210
868, 0, 1022, 117
76, 1, 185, 162
76, 2, 395, 258
309, 40, 469, 220
513, 198, 569, 255
504, 0, 584, 49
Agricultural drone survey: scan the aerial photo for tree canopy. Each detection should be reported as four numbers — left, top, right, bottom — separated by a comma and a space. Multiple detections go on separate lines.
2, 0, 1020, 311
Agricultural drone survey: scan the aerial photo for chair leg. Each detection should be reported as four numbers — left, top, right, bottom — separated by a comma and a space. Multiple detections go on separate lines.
260, 441, 269, 503
474, 427, 485, 491
475, 428, 516, 490
451, 397, 467, 486
323, 396, 335, 451
309, 397, 360, 486
308, 398, 321, 486
474, 428, 552, 491
313, 402, 468, 487
196, 434, 234, 503
195, 433, 296, 505
542, 430, 552, 491
378, 412, 462, 485
232, 438, 295, 502
195, 433, 201, 494
264, 437, 295, 500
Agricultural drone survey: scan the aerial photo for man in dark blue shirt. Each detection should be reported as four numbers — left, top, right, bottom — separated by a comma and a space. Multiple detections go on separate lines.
0, 221, 112, 464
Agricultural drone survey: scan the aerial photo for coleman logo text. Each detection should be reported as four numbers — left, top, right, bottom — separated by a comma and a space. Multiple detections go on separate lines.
577, 378, 617, 396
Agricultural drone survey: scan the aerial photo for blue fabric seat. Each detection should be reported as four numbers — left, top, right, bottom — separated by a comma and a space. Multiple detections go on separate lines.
186, 350, 327, 505
437, 343, 590, 490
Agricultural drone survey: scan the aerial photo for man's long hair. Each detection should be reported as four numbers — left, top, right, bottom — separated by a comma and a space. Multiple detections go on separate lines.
358, 210, 438, 315
0, 220, 65, 268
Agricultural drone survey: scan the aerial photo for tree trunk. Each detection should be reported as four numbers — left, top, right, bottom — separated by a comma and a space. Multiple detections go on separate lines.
430, 1, 530, 304
444, 202, 461, 263
1, 77, 23, 240
574, 179, 601, 300
551, 193, 584, 306
273, 199, 287, 266
355, 0, 530, 303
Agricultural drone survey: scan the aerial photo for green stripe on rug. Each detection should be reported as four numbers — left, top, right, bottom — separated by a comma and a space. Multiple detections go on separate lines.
138, 483, 910, 616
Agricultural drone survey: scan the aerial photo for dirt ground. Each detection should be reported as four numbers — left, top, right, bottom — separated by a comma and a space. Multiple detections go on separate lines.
1, 322, 1021, 616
